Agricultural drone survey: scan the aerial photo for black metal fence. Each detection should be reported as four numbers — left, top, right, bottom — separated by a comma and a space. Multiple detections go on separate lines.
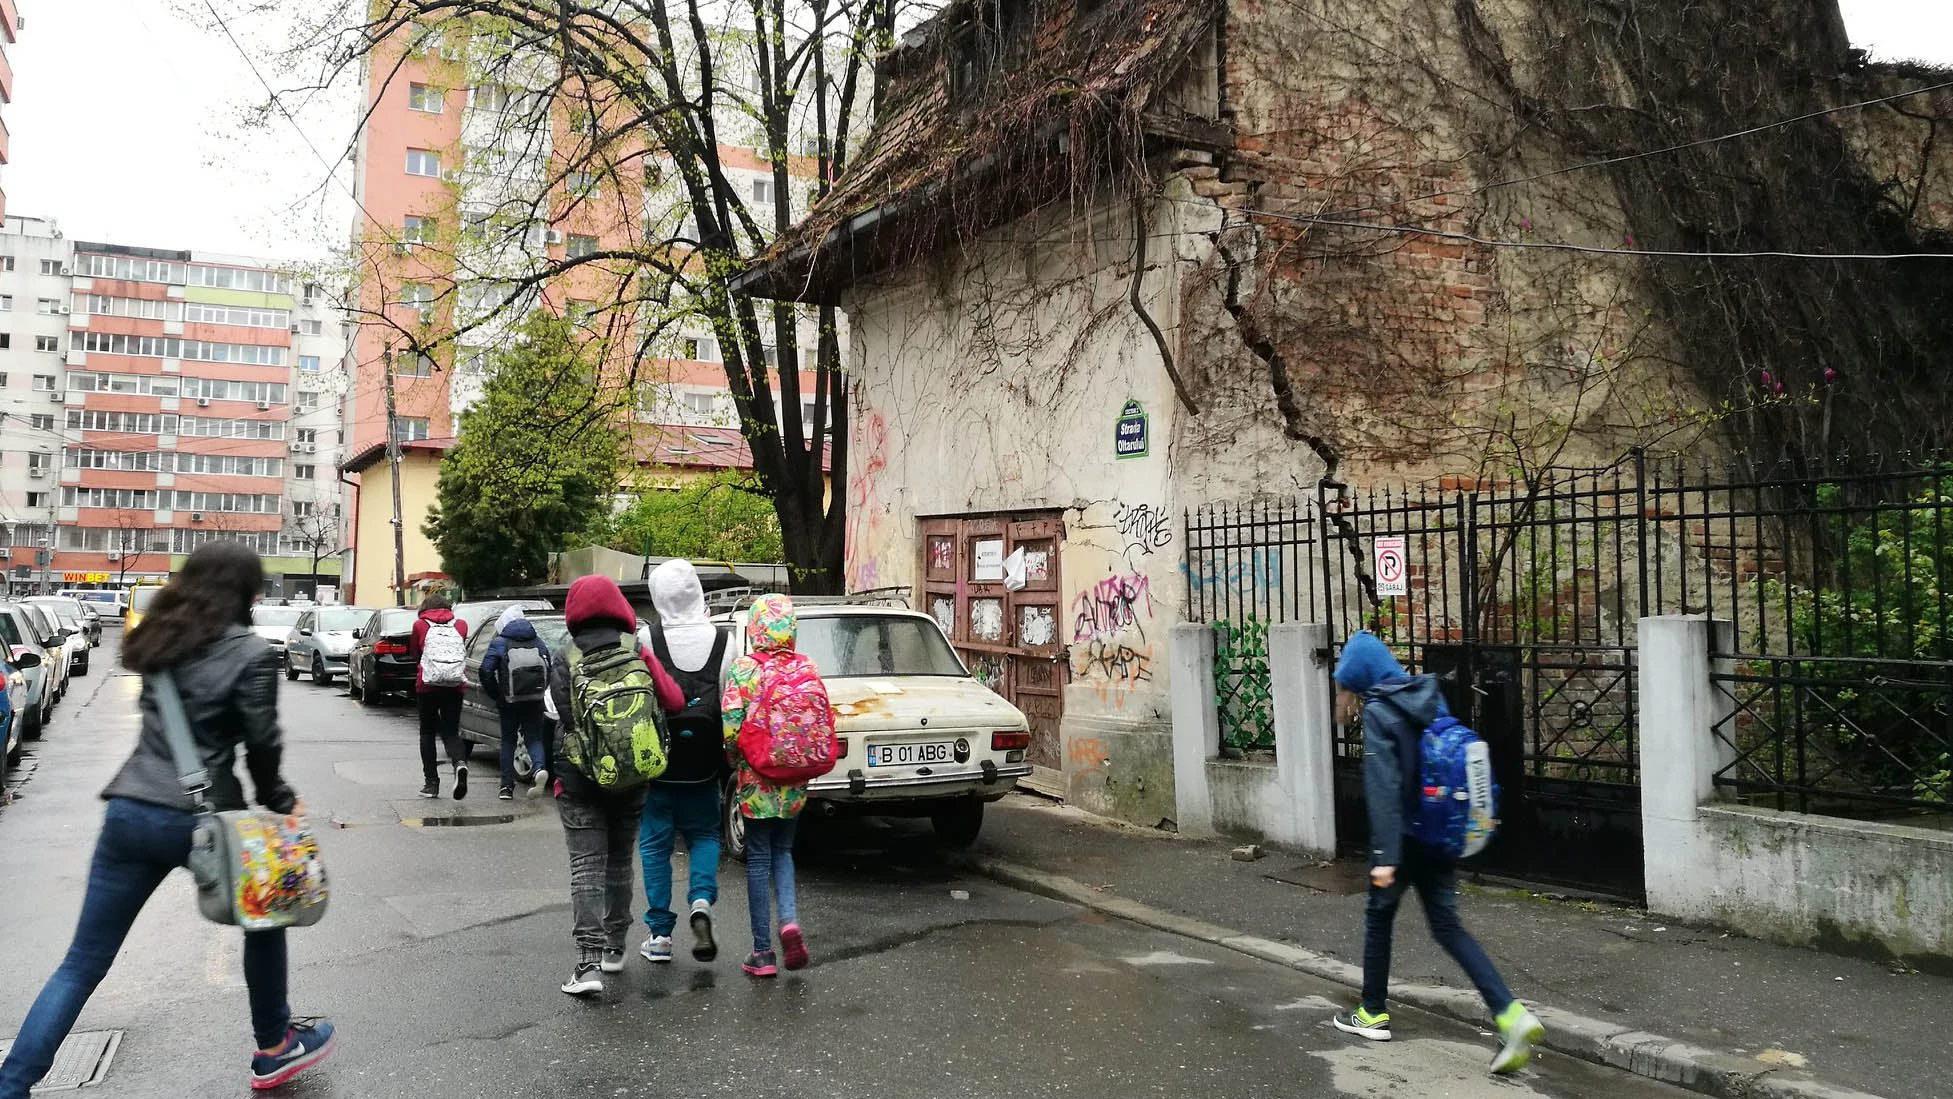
1185, 454, 1953, 822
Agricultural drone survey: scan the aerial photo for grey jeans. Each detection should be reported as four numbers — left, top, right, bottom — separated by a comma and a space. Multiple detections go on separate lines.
558, 789, 645, 964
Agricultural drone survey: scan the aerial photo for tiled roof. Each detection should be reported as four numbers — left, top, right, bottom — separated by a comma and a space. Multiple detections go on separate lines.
736, 0, 1223, 301
339, 436, 456, 474
631, 423, 832, 474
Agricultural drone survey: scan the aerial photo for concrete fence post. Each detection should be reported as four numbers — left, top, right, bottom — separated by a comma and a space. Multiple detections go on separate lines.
1270, 622, 1336, 857
1169, 621, 1218, 837
1638, 615, 1733, 917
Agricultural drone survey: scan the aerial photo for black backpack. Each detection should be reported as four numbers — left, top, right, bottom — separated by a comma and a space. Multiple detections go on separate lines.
649, 624, 730, 783
503, 639, 548, 704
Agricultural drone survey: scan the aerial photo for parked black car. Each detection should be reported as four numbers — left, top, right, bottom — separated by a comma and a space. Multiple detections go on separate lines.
455, 611, 579, 774
347, 606, 420, 705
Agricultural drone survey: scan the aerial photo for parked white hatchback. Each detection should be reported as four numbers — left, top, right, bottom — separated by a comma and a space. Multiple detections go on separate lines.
712, 601, 1031, 856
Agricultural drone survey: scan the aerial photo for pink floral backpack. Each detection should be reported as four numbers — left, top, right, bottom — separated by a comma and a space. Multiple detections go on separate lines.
735, 652, 840, 785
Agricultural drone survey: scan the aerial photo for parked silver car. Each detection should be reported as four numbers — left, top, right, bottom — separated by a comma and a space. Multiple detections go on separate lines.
284, 606, 376, 686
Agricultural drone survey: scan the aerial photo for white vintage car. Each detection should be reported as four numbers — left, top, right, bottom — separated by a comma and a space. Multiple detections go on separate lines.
713, 601, 1031, 856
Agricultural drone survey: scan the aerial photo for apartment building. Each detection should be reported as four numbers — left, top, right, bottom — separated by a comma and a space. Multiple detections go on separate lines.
0, 216, 349, 594
0, 0, 18, 221
343, 18, 845, 602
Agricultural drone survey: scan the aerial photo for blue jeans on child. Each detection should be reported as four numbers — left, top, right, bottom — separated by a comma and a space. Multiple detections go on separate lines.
637, 781, 721, 936
497, 701, 547, 788
1361, 841, 1515, 1017
0, 798, 291, 1099
742, 816, 799, 953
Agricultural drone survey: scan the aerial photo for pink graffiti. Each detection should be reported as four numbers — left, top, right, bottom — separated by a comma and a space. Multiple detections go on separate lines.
1070, 572, 1153, 642
844, 409, 888, 590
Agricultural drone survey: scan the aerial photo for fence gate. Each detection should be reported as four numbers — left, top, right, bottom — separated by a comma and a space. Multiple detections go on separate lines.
1316, 472, 1650, 899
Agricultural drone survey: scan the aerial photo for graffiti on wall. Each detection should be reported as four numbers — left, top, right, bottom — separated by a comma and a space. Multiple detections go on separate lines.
1071, 572, 1155, 643
1180, 549, 1284, 603
1114, 501, 1173, 559
1067, 735, 1110, 770
845, 409, 888, 591
1071, 640, 1156, 707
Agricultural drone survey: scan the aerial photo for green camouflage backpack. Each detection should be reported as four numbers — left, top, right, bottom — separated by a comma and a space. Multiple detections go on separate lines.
564, 638, 669, 791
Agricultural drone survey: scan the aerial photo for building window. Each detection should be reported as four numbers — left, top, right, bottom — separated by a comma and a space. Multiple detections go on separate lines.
682, 391, 717, 416
751, 178, 774, 205
299, 355, 321, 373
683, 336, 720, 362
293, 501, 317, 518
408, 83, 444, 113
39, 259, 62, 276
36, 298, 60, 314
27, 452, 51, 473
0, 334, 9, 349
294, 464, 316, 480
403, 215, 436, 243
0, 256, 14, 271
30, 415, 54, 431
394, 418, 431, 443
566, 234, 598, 259
181, 302, 290, 328
296, 392, 319, 412
567, 299, 598, 323
565, 171, 598, 195
405, 149, 442, 177
35, 336, 59, 352
0, 295, 11, 310
31, 374, 57, 391
300, 319, 324, 335
468, 84, 511, 111
398, 283, 434, 318
297, 428, 319, 445
27, 492, 48, 509
392, 351, 435, 377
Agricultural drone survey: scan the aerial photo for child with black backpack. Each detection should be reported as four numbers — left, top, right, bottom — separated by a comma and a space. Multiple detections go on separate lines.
1330, 631, 1545, 1073
480, 605, 552, 801
548, 576, 685, 996
720, 594, 839, 977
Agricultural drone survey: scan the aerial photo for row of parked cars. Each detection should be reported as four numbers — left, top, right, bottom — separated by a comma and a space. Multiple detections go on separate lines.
1, 597, 105, 766
254, 594, 1033, 853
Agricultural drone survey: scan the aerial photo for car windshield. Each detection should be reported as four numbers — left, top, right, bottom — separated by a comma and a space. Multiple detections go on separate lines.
524, 617, 572, 652
252, 607, 304, 628
130, 587, 161, 613
316, 608, 371, 632
0, 613, 21, 647
792, 615, 968, 678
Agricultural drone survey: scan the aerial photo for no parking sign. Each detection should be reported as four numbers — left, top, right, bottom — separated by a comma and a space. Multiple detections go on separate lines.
1373, 536, 1408, 596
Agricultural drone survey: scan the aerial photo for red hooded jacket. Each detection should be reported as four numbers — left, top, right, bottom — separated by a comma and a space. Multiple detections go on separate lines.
408, 606, 467, 694
562, 576, 683, 713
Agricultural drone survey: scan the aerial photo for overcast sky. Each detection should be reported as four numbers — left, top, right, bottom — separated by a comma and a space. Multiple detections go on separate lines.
5, 1, 1952, 263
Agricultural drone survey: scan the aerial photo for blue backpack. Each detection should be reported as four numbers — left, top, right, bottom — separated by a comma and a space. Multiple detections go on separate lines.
1412, 715, 1499, 859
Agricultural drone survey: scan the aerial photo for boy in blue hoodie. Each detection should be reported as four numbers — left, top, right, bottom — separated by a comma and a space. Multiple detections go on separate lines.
1330, 631, 1545, 1074
479, 605, 551, 801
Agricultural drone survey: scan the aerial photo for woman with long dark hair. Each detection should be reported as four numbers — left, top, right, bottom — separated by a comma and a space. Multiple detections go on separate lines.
0, 543, 336, 1096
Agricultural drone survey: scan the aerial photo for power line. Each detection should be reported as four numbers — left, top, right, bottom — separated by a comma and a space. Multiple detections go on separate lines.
1194, 200, 1953, 261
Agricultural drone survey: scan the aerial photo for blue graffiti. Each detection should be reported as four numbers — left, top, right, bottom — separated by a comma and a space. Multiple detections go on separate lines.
1180, 550, 1285, 600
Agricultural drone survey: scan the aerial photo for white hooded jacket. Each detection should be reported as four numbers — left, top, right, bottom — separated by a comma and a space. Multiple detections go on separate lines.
646, 558, 734, 687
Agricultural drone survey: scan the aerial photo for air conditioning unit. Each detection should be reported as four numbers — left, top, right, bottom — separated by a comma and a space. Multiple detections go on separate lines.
106, 552, 120, 562
0, 549, 10, 560
47, 391, 63, 403
544, 228, 565, 245
290, 324, 302, 334
190, 513, 204, 523
256, 401, 271, 411
196, 397, 211, 407
59, 265, 72, 276
28, 468, 47, 479
294, 442, 316, 454
58, 305, 70, 315
391, 242, 413, 256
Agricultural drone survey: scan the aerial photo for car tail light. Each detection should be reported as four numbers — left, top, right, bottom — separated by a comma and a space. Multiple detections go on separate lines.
991, 731, 1030, 751
375, 640, 409, 655
835, 737, 849, 758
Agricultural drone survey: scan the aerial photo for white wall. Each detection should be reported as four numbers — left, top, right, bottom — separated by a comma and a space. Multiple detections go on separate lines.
0, 216, 73, 572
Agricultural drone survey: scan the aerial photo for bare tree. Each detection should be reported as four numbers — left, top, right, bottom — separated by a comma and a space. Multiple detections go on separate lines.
254, 0, 923, 591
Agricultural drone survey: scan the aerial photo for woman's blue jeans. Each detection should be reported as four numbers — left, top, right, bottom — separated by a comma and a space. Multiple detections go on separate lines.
0, 798, 290, 1099
743, 816, 799, 953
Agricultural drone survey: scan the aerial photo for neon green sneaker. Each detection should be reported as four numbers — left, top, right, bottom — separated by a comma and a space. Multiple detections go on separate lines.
1491, 1002, 1544, 1074
1332, 1006, 1392, 1041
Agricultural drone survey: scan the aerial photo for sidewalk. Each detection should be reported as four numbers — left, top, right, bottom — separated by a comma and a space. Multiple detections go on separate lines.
964, 795, 1950, 1099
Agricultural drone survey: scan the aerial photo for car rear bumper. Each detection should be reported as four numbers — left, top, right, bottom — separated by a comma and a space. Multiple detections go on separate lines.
807, 762, 1030, 803
367, 661, 417, 694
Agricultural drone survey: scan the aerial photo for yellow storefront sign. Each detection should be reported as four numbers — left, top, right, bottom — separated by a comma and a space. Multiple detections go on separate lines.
61, 572, 111, 584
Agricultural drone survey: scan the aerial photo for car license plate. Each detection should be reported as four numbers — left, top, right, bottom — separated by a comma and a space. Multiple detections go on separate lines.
867, 741, 955, 767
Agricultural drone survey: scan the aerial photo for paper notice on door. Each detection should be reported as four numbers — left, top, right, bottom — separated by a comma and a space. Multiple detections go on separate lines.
1002, 547, 1027, 591
973, 538, 1005, 581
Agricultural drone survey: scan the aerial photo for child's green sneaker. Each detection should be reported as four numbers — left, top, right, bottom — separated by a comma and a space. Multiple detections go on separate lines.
1331, 1006, 1392, 1041
1491, 1002, 1544, 1074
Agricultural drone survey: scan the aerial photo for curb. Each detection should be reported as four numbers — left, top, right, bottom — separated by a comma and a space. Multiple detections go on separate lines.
957, 854, 1890, 1099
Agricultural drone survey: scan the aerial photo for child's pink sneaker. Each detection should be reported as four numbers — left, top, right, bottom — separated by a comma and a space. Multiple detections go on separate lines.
780, 923, 808, 971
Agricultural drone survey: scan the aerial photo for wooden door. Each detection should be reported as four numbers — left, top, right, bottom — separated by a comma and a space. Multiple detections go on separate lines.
920, 513, 1066, 791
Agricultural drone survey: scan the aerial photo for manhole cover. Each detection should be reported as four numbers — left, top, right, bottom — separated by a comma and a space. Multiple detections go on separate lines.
0, 1030, 122, 1090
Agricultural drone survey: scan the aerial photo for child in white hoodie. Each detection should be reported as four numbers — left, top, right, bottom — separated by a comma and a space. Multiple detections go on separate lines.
635, 560, 736, 964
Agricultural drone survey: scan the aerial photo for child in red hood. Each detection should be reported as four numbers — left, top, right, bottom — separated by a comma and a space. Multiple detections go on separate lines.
546, 576, 683, 996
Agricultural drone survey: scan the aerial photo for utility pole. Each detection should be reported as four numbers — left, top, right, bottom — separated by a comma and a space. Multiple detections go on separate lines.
37, 448, 59, 596
383, 346, 407, 606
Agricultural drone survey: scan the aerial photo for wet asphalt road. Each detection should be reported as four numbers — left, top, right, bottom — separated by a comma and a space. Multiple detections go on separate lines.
0, 633, 1694, 1098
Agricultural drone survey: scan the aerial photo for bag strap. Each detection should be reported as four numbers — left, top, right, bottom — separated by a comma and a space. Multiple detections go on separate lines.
151, 670, 212, 813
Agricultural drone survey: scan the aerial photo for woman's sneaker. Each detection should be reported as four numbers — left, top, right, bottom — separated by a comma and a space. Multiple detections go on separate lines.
741, 950, 778, 977
640, 935, 674, 963
560, 962, 603, 996
1332, 1006, 1392, 1041
250, 1017, 336, 1090
418, 781, 439, 799
690, 900, 717, 962
779, 922, 808, 971
1490, 1003, 1545, 1074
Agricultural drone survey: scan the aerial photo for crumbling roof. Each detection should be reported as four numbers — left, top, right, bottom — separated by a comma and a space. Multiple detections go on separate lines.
631, 423, 831, 473
736, 0, 1223, 302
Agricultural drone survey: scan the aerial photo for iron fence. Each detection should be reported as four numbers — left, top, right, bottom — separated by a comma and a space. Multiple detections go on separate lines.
1184, 454, 1953, 821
